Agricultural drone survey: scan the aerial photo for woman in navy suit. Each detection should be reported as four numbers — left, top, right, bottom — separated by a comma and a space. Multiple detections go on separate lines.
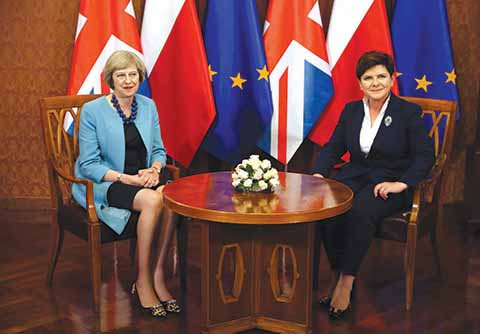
73, 51, 180, 317
314, 51, 435, 318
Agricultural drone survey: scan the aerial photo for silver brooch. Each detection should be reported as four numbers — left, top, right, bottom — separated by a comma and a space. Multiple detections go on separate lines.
384, 115, 392, 127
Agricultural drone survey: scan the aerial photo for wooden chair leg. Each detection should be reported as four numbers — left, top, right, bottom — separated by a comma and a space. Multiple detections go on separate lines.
437, 178, 446, 226
312, 224, 321, 291
46, 217, 64, 284
405, 223, 417, 311
88, 224, 102, 311
430, 226, 442, 279
437, 203, 445, 228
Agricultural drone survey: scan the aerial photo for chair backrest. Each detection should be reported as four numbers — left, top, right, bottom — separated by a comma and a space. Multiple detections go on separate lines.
400, 96, 457, 205
39, 95, 102, 209
401, 96, 457, 159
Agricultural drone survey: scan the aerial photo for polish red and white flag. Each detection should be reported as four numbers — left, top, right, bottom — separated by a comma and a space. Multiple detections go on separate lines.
141, 0, 215, 167
309, 0, 398, 146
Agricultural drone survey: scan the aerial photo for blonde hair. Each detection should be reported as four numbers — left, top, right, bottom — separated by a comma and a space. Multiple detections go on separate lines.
103, 50, 146, 89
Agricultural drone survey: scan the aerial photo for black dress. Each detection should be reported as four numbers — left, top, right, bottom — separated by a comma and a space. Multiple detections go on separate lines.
106, 123, 147, 234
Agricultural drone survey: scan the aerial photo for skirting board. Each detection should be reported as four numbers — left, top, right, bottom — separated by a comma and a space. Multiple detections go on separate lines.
0, 197, 52, 211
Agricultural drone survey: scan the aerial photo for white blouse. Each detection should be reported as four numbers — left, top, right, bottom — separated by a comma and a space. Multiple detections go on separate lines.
359, 95, 391, 156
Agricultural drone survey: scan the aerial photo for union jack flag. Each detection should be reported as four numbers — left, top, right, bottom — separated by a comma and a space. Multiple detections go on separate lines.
258, 0, 333, 165
65, 0, 149, 132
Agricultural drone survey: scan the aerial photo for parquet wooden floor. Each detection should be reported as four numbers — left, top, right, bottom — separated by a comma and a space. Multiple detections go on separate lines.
1, 207, 479, 334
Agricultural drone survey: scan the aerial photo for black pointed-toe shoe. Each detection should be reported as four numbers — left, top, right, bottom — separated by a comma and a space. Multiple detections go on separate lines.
131, 283, 167, 318
161, 299, 181, 313
328, 304, 352, 320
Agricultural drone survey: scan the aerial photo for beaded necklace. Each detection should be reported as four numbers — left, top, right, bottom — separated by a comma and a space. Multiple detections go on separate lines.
111, 94, 137, 125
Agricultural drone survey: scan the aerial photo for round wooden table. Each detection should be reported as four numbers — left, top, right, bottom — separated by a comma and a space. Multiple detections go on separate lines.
164, 172, 353, 334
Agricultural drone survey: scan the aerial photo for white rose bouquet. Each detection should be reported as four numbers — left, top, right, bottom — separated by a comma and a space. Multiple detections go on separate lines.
231, 155, 280, 192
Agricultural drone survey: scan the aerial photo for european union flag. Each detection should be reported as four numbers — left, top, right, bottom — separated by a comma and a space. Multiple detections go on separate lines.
202, 0, 274, 164
391, 0, 459, 146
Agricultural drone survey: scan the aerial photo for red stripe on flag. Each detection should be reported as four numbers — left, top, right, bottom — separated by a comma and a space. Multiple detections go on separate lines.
278, 70, 289, 164
68, 0, 142, 94
265, 0, 326, 70
148, 0, 215, 167
310, 0, 397, 146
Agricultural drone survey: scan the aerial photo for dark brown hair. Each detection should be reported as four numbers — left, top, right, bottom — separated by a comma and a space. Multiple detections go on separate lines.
356, 51, 395, 79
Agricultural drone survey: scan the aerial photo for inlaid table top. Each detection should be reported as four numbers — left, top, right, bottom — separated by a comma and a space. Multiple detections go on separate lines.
163, 171, 353, 224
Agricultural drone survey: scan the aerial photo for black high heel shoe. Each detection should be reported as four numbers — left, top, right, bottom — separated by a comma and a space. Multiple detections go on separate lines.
131, 283, 167, 318
329, 303, 352, 320
161, 299, 181, 313
319, 282, 354, 309
318, 295, 332, 308
328, 282, 355, 320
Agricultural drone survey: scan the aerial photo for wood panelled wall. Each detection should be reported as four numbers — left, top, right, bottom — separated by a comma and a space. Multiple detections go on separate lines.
0, 0, 478, 208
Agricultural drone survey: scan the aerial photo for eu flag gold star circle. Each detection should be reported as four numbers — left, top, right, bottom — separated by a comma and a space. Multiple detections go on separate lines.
256, 65, 269, 81
208, 65, 218, 82
230, 73, 247, 89
445, 69, 456, 84
415, 74, 433, 92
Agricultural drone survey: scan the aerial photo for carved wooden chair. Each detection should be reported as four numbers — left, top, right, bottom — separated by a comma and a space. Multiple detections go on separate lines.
375, 96, 457, 310
39, 95, 180, 310
313, 96, 457, 311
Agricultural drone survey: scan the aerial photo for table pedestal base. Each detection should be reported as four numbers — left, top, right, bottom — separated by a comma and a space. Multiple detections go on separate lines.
200, 222, 315, 334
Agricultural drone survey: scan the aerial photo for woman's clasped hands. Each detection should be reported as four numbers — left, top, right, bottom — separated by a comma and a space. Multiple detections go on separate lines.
137, 167, 161, 188
119, 167, 161, 188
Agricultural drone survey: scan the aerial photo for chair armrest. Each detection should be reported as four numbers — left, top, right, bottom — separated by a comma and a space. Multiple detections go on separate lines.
165, 164, 180, 180
49, 160, 99, 223
51, 161, 179, 224
417, 153, 446, 202
408, 153, 447, 225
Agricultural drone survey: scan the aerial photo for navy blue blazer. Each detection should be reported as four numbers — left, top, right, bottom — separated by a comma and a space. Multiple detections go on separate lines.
314, 94, 435, 188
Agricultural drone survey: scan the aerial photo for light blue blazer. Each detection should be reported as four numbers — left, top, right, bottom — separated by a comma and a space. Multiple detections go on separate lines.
72, 94, 167, 234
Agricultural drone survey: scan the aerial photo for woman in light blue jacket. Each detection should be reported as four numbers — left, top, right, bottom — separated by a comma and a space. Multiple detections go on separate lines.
72, 51, 179, 317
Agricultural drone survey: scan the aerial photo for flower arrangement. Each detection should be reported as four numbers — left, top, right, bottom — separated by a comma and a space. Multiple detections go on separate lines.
231, 155, 280, 192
